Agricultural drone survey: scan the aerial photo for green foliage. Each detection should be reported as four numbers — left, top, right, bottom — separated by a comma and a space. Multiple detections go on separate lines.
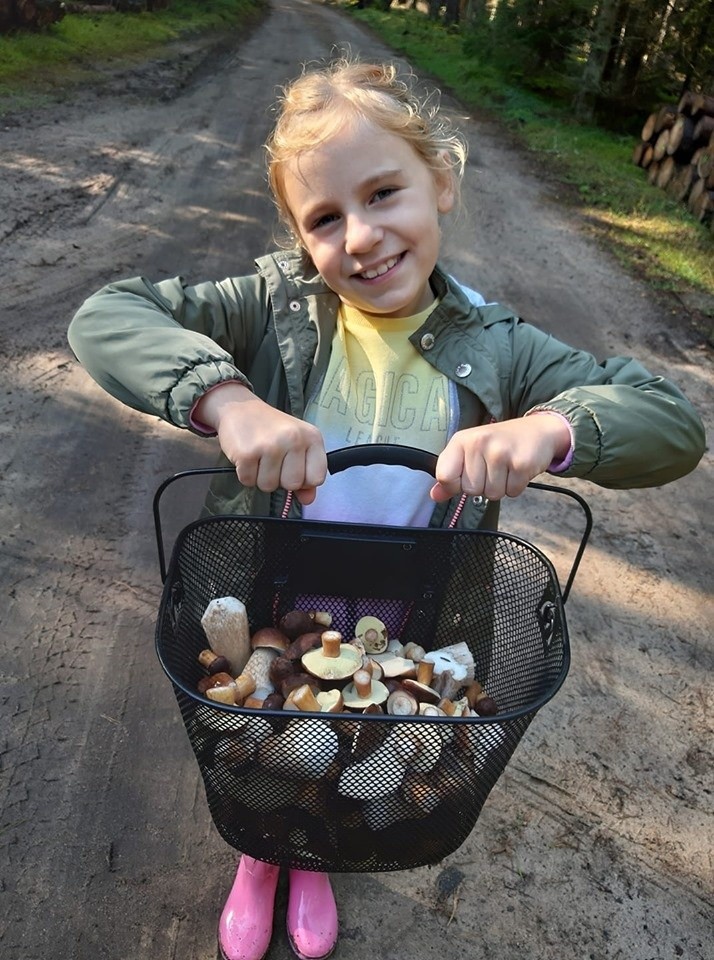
349, 4, 714, 299
0, 0, 264, 92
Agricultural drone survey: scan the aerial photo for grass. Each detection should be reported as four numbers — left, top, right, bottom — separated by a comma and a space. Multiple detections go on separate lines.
0, 0, 264, 99
348, 5, 714, 312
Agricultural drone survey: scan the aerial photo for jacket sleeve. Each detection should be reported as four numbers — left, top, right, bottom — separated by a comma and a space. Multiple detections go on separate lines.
67, 274, 268, 431
507, 321, 706, 488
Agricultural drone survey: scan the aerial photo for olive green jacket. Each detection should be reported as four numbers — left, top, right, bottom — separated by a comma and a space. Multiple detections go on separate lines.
68, 250, 706, 528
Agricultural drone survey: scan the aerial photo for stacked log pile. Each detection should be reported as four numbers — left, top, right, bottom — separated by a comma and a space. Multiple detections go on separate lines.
633, 90, 714, 229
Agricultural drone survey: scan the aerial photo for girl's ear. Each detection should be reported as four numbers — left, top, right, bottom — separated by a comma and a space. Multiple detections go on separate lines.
434, 152, 456, 214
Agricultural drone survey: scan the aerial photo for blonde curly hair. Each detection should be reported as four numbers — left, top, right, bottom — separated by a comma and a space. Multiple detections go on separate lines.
265, 57, 467, 243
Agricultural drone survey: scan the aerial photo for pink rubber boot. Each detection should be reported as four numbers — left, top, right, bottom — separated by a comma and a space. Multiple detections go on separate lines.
218, 856, 280, 960
286, 869, 339, 960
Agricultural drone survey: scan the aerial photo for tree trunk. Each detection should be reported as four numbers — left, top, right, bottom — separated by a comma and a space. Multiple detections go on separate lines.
573, 0, 621, 123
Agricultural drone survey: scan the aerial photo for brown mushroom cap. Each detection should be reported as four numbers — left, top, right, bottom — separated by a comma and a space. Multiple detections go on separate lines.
251, 626, 290, 653
401, 678, 442, 705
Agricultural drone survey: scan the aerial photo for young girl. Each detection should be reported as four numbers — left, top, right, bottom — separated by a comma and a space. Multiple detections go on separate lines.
68, 58, 705, 960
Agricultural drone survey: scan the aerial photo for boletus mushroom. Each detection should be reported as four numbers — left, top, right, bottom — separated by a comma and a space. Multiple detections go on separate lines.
301, 631, 362, 682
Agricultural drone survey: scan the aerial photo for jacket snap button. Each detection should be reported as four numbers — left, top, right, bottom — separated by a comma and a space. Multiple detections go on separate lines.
289, 300, 301, 312
455, 362, 471, 377
420, 332, 435, 350
278, 260, 289, 270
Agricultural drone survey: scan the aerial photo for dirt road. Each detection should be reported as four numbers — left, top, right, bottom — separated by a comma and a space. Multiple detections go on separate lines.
1, 1, 712, 957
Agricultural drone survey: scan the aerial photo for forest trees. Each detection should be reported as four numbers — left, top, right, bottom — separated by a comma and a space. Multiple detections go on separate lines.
440, 0, 713, 130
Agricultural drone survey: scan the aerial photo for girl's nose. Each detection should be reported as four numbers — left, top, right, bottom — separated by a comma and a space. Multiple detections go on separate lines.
344, 214, 381, 255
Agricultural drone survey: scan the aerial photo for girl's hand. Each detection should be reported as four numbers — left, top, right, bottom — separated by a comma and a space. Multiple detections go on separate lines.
194, 383, 327, 505
431, 414, 572, 502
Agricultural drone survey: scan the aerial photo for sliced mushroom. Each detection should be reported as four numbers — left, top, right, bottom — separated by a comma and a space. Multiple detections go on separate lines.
386, 688, 419, 716
375, 655, 417, 679
316, 689, 345, 713
354, 615, 388, 654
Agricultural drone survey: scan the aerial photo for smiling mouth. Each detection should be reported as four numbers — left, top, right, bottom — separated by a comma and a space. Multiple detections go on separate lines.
356, 253, 403, 280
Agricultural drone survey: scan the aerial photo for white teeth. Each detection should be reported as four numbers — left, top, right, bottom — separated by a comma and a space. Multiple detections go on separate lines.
361, 256, 399, 280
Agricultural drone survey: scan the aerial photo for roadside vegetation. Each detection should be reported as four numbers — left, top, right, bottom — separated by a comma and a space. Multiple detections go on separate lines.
0, 0, 264, 96
347, 5, 714, 318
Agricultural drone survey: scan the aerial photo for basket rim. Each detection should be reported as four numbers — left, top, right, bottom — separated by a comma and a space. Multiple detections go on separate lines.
154, 513, 571, 726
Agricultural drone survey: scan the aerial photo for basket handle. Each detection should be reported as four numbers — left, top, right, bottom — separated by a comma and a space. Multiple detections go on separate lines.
152, 443, 591, 599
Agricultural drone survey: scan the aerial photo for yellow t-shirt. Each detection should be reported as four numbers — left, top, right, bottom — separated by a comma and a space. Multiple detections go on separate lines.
304, 301, 458, 525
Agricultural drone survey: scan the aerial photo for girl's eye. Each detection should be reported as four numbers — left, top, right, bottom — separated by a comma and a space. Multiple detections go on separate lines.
372, 187, 395, 203
313, 212, 339, 230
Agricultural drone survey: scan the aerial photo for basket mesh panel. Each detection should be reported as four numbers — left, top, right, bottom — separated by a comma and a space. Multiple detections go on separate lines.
156, 516, 567, 872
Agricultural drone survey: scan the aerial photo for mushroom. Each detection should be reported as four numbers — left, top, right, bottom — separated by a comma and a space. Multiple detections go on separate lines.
233, 672, 257, 704
433, 668, 465, 701
301, 631, 362, 682
316, 689, 345, 713
201, 596, 252, 675
197, 648, 231, 675
415, 659, 434, 685
402, 642, 426, 662
386, 688, 419, 716
197, 671, 236, 696
279, 609, 332, 640
354, 615, 388, 654
418, 703, 448, 718
386, 722, 444, 773
341, 669, 389, 711
423, 642, 475, 681
213, 716, 272, 772
465, 680, 499, 716
284, 683, 322, 712
284, 632, 323, 661
401, 678, 442, 705
258, 718, 339, 779
280, 672, 321, 699
338, 741, 408, 800
373, 655, 417, 680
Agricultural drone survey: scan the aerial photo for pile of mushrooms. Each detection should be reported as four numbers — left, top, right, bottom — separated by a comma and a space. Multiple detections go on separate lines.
193, 598, 504, 834
197, 599, 499, 719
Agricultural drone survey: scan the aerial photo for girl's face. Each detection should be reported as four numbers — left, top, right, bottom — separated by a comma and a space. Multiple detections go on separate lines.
282, 116, 455, 318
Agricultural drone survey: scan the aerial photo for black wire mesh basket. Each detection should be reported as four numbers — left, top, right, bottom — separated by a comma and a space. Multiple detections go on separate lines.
154, 445, 591, 873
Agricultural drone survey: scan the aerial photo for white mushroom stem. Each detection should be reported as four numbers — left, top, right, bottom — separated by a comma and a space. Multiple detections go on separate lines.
242, 647, 278, 693
201, 597, 252, 675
